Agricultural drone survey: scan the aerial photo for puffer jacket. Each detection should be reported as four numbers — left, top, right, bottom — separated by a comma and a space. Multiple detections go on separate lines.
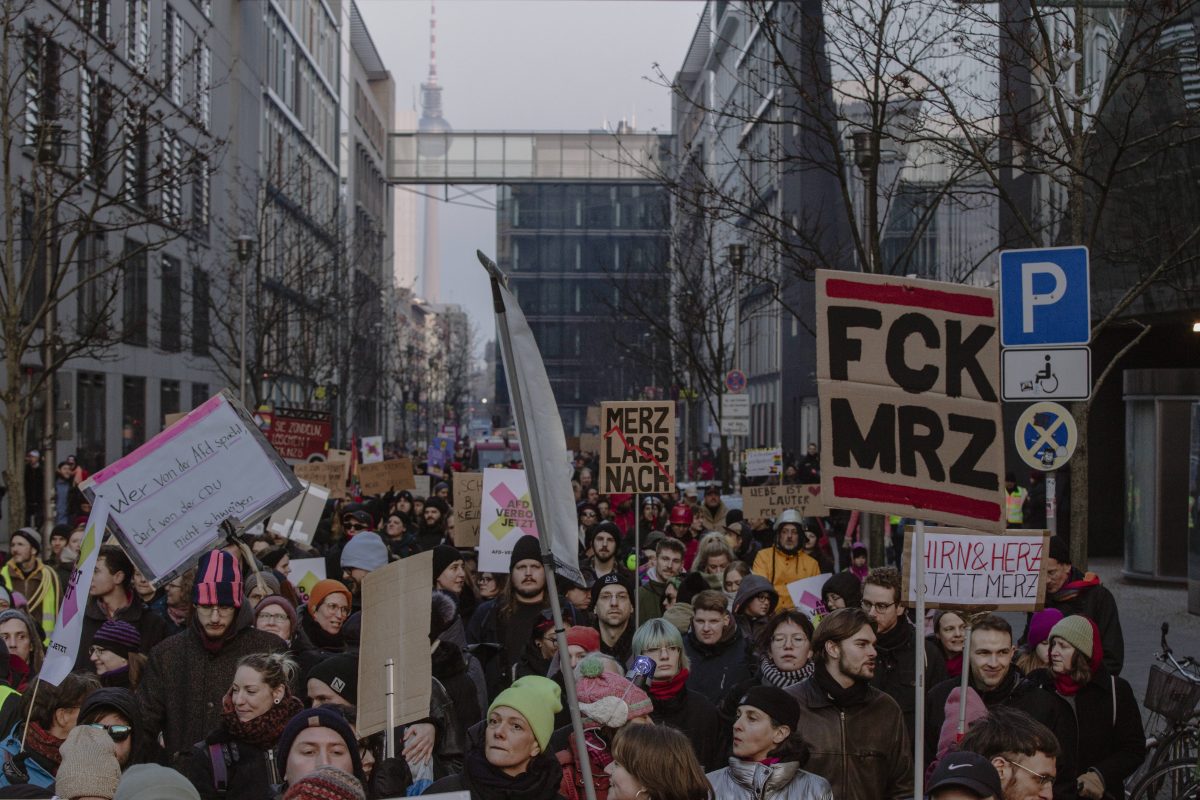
751, 547, 820, 611
707, 759, 834, 800
785, 677, 912, 800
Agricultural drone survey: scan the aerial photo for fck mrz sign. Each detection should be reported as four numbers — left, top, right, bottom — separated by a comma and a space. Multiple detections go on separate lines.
816, 271, 1006, 533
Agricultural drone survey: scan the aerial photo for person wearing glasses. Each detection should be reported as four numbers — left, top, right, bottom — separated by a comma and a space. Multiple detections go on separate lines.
786, 607, 912, 799
73, 546, 167, 673
298, 579, 353, 659
76, 687, 146, 770
957, 705, 1060, 800
0, 672, 100, 790
860, 566, 946, 749
89, 620, 147, 691
750, 509, 821, 611
577, 502, 601, 543
136, 550, 285, 766
631, 618, 723, 771
1027, 615, 1144, 800
180, 653, 303, 799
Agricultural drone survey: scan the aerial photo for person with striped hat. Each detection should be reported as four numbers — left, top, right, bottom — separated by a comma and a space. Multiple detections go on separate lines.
89, 619, 146, 691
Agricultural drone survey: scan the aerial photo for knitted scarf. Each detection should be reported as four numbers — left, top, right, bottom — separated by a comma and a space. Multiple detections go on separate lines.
758, 655, 815, 689
463, 748, 563, 800
23, 722, 63, 770
221, 694, 305, 750
647, 668, 689, 701
1051, 569, 1101, 604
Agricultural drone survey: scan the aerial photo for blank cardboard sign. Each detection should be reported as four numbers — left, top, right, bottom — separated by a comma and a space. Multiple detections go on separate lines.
357, 552, 433, 737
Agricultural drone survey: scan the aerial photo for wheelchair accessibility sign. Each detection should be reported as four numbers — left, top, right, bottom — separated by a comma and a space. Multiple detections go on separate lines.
1002, 347, 1091, 401
1015, 402, 1077, 471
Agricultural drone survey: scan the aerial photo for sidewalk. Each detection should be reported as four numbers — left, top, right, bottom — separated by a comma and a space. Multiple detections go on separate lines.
1088, 557, 1200, 716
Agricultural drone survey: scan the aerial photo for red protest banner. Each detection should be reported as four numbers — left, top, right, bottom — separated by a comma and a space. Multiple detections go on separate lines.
267, 407, 331, 464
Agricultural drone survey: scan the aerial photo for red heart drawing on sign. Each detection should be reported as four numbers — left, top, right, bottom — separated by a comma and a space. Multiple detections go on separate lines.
808, 486, 820, 496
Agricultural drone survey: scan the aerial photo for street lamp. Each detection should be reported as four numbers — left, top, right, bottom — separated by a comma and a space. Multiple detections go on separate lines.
235, 235, 255, 406
728, 243, 745, 372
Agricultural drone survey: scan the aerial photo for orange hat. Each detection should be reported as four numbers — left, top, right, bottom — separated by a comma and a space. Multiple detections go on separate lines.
307, 579, 352, 616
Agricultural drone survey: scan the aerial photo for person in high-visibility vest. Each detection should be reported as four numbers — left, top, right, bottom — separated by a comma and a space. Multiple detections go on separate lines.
0, 529, 60, 643
1004, 472, 1028, 528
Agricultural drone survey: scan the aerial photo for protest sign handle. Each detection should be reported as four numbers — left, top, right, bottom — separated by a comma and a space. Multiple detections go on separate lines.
913, 520, 926, 800
18, 679, 40, 750
384, 658, 396, 759
957, 625, 972, 737
634, 494, 640, 626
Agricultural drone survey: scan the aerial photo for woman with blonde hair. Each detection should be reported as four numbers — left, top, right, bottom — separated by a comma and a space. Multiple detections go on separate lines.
692, 533, 736, 583
606, 724, 711, 800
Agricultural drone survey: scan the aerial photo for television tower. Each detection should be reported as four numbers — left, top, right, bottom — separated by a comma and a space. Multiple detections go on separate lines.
418, 1, 450, 302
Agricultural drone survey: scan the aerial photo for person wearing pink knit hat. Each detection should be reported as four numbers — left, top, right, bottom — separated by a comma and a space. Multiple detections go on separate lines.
557, 654, 653, 800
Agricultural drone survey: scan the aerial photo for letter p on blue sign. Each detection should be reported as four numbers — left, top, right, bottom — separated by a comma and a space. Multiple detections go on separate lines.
1000, 246, 1090, 347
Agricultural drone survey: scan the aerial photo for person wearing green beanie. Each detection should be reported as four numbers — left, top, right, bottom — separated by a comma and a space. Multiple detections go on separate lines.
424, 675, 567, 799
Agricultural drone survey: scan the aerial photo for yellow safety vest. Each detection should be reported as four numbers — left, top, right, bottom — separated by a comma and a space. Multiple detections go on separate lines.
1006, 487, 1028, 524
0, 562, 60, 643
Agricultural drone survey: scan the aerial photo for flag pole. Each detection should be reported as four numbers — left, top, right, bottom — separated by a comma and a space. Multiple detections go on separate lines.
480, 252, 598, 800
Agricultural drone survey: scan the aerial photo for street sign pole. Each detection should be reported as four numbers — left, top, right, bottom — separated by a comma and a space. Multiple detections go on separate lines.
1046, 471, 1057, 536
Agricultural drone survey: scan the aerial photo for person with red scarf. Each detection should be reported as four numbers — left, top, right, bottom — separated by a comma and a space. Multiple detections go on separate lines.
180, 652, 304, 799
1029, 615, 1145, 800
0, 672, 100, 790
630, 619, 723, 771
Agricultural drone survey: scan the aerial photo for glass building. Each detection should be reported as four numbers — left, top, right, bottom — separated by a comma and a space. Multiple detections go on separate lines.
495, 182, 671, 435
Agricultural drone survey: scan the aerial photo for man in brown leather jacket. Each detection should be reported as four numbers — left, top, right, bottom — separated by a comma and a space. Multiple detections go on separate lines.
785, 607, 913, 799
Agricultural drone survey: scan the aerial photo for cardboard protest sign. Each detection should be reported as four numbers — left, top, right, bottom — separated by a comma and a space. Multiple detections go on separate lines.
266, 480, 330, 546
163, 411, 188, 428
816, 270, 1006, 533
579, 433, 601, 455
289, 558, 327, 606
586, 406, 600, 428
452, 472, 483, 548
427, 437, 453, 478
742, 484, 828, 520
786, 573, 832, 619
267, 408, 331, 464
599, 401, 675, 494
745, 448, 783, 478
358, 458, 415, 496
293, 461, 348, 496
80, 390, 302, 586
902, 527, 1049, 611
479, 468, 539, 573
413, 475, 431, 498
358, 551, 433, 736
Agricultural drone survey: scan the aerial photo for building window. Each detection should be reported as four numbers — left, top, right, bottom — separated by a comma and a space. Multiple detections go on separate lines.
126, 0, 148, 69
192, 269, 210, 355
162, 132, 182, 224
196, 44, 210, 128
79, 0, 110, 40
19, 200, 47, 326
191, 153, 209, 236
79, 73, 113, 187
190, 382, 208, 410
122, 375, 145, 455
163, 5, 182, 104
122, 104, 149, 209
160, 379, 181, 419
77, 229, 108, 337
122, 239, 148, 346
23, 26, 60, 149
160, 255, 181, 351
76, 371, 106, 469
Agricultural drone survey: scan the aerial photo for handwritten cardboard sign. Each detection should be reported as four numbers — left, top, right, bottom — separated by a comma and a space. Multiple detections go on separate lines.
294, 461, 349, 496
901, 526, 1049, 611
742, 484, 828, 520
599, 401, 675, 494
267, 408, 331, 464
358, 552, 433, 736
452, 472, 483, 548
745, 447, 783, 478
478, 468, 540, 573
266, 480, 330, 546
79, 390, 302, 586
358, 458, 415, 496
816, 270, 1006, 533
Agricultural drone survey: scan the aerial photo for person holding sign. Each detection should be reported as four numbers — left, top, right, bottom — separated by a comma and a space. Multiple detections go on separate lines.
137, 550, 285, 763
751, 511, 821, 612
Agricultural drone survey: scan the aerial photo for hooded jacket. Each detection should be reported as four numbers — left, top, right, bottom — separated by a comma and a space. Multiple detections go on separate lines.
707, 758, 834, 800
136, 603, 286, 762
732, 574, 779, 647
751, 543, 820, 612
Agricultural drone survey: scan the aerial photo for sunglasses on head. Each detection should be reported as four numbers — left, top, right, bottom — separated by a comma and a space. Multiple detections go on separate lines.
87, 722, 132, 743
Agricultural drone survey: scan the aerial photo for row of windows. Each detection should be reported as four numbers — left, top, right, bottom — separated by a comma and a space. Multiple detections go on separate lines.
265, 103, 338, 225
75, 371, 209, 467
267, 5, 337, 163
506, 235, 668, 274
498, 184, 668, 231
354, 82, 386, 157
274, 0, 338, 83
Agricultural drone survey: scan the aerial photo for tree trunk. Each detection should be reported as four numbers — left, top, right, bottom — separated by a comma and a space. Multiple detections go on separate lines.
3, 361, 27, 531
1069, 402, 1089, 568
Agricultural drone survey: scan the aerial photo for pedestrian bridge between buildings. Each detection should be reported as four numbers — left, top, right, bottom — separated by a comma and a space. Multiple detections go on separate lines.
386, 130, 671, 184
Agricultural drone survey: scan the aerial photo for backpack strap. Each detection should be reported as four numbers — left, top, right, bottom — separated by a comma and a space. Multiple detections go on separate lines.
1111, 675, 1117, 727
209, 743, 229, 794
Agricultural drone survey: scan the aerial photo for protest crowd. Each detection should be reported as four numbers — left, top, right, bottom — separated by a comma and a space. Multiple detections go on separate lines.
0, 442, 1141, 800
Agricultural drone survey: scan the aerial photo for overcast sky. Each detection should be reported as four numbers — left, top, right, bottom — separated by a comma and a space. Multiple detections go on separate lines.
357, 0, 704, 340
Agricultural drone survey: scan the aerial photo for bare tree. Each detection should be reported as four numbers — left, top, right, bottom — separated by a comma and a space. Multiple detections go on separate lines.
0, 0, 224, 531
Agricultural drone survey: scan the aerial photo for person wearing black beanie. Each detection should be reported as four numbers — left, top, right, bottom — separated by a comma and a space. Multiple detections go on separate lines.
417, 497, 451, 552
305, 653, 359, 706
276, 707, 367, 789
581, 521, 627, 588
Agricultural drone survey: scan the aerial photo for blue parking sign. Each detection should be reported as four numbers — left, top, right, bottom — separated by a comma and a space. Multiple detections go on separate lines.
1000, 246, 1090, 347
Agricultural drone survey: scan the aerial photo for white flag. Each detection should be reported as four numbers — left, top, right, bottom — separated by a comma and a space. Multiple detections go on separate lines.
40, 497, 108, 686
483, 254, 582, 584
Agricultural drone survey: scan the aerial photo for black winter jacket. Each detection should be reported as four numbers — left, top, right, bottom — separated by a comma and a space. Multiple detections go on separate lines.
180, 728, 279, 800
648, 683, 725, 772
683, 627, 756, 705
870, 620, 946, 748
74, 594, 169, 671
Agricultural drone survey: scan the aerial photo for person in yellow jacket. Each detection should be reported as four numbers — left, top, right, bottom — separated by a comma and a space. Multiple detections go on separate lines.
751, 509, 821, 611
0, 529, 60, 642
1004, 471, 1028, 527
